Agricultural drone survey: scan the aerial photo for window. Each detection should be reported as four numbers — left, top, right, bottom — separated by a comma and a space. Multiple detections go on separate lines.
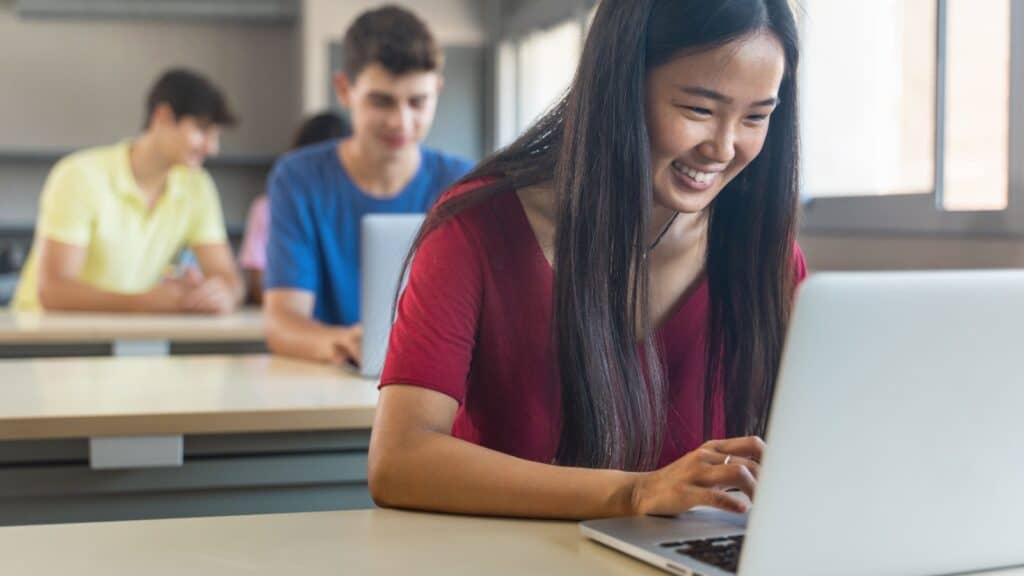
801, 0, 1018, 235
496, 19, 583, 147
517, 20, 581, 132
943, 0, 1011, 211
800, 0, 936, 199
493, 1, 1018, 234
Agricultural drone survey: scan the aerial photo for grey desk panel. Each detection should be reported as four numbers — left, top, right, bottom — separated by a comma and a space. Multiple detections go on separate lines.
2, 485, 374, 526
0, 429, 372, 525
168, 341, 268, 355
0, 430, 371, 464
0, 438, 86, 463
0, 340, 266, 359
0, 451, 368, 497
186, 430, 372, 455
0, 342, 112, 358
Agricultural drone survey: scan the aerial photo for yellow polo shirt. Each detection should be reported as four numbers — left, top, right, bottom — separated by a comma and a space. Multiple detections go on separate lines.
13, 141, 228, 310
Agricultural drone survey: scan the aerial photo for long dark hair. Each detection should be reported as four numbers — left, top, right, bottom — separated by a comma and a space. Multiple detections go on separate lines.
404, 0, 801, 471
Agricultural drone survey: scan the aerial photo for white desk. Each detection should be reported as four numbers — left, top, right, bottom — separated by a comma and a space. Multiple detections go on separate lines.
0, 309, 265, 357
0, 355, 379, 524
2, 508, 1021, 576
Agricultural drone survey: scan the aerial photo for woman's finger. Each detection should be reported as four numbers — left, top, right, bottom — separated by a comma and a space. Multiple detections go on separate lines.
695, 487, 750, 514
692, 450, 759, 478
704, 436, 765, 462
722, 455, 759, 480
696, 461, 757, 499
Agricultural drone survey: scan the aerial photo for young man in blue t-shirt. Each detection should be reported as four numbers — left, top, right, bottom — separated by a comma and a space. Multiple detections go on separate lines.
265, 6, 473, 366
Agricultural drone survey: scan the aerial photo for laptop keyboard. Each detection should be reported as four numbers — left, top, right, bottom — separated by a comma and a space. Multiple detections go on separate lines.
660, 534, 744, 574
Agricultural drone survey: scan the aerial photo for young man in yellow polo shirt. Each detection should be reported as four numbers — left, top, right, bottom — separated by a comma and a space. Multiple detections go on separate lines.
14, 69, 245, 314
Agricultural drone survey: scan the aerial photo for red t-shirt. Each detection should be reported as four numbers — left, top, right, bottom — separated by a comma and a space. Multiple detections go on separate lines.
380, 184, 807, 467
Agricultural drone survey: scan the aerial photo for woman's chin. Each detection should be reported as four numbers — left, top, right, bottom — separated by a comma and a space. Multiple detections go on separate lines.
657, 186, 718, 215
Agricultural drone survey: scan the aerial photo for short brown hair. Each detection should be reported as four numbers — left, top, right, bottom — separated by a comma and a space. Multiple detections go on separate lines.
144, 68, 236, 128
342, 5, 443, 80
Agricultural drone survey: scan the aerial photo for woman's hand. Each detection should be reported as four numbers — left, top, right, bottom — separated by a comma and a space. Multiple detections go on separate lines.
629, 436, 764, 516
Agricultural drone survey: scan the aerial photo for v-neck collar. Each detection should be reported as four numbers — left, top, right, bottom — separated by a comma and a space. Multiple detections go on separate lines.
508, 189, 707, 335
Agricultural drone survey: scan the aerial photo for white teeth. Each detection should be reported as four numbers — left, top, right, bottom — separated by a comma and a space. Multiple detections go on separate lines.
672, 161, 715, 185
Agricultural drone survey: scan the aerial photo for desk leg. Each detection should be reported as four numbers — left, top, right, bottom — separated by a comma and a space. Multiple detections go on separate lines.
89, 436, 184, 470
112, 339, 170, 356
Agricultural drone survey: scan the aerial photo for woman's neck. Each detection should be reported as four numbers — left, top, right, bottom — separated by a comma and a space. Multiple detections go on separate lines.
647, 204, 707, 257
517, 184, 707, 264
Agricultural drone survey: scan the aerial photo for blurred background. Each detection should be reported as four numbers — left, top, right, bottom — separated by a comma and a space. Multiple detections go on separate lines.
0, 0, 1020, 304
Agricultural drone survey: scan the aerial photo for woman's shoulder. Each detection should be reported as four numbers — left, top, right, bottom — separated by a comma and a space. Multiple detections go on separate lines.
435, 175, 496, 204
433, 177, 516, 227
424, 177, 538, 259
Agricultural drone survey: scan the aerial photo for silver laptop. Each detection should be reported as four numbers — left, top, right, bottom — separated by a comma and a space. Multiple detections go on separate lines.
582, 270, 1024, 576
359, 213, 424, 378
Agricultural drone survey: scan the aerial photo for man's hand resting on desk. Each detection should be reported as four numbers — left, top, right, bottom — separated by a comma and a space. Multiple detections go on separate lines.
317, 324, 363, 367
264, 289, 361, 365
139, 273, 197, 313
142, 269, 235, 315
181, 275, 236, 315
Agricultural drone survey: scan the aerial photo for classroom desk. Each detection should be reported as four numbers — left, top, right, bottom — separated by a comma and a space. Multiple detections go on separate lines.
0, 309, 266, 357
0, 355, 378, 525
0, 508, 661, 576
2, 508, 1022, 576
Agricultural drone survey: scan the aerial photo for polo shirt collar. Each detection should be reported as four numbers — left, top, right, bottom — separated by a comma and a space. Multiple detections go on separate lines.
112, 140, 183, 204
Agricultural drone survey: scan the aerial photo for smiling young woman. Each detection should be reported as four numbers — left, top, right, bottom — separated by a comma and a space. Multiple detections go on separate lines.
368, 0, 807, 520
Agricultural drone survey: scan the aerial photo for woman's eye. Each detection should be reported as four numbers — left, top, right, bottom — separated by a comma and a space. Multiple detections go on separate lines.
746, 114, 769, 122
681, 106, 712, 116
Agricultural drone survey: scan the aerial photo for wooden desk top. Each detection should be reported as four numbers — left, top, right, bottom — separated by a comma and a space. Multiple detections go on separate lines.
0, 355, 377, 440
0, 508, 664, 576
2, 508, 1022, 576
0, 309, 265, 344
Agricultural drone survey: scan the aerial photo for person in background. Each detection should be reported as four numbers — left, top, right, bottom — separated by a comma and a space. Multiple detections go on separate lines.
368, 0, 807, 519
13, 68, 244, 314
264, 6, 473, 365
239, 112, 352, 306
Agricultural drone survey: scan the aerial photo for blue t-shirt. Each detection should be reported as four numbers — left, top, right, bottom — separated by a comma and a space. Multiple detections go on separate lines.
266, 139, 473, 326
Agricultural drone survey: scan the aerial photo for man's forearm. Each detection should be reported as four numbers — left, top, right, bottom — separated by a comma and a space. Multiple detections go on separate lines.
37, 278, 153, 313
265, 309, 338, 362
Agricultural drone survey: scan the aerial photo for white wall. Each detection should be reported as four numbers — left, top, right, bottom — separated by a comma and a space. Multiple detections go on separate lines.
0, 2, 302, 227
300, 0, 487, 113
0, 3, 300, 154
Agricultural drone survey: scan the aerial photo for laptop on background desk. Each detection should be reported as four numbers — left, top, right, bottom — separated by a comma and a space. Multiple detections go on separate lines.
582, 271, 1024, 576
359, 214, 425, 378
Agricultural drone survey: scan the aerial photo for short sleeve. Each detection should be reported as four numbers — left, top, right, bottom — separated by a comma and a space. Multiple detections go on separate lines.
187, 171, 228, 246
265, 163, 318, 291
36, 160, 96, 247
379, 211, 485, 404
239, 195, 269, 270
